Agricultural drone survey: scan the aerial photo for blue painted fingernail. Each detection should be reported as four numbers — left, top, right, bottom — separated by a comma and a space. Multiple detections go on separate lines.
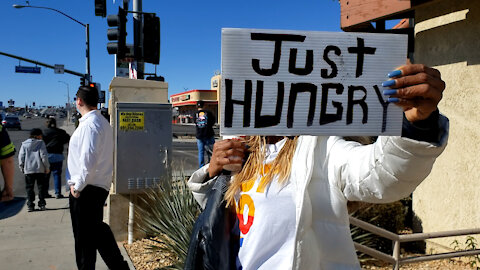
387, 97, 399, 103
383, 90, 397, 95
388, 70, 402, 78
382, 80, 396, 87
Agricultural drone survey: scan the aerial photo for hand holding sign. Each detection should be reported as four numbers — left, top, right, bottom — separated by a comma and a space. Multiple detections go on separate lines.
382, 64, 445, 123
207, 139, 248, 178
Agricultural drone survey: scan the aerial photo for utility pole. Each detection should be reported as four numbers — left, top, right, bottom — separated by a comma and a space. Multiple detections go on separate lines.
133, 0, 144, 79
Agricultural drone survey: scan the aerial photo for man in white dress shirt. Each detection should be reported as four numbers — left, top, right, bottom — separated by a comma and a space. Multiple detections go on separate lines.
67, 85, 129, 270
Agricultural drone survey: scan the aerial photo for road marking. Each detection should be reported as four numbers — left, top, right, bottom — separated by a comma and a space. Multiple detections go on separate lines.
174, 150, 198, 158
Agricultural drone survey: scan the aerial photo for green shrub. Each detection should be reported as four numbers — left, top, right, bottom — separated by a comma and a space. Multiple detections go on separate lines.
135, 174, 201, 269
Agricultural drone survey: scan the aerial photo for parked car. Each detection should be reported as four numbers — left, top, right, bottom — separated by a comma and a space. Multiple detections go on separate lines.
2, 115, 21, 130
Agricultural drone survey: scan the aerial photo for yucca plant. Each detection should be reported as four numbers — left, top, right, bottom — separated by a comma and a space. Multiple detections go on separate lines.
136, 171, 201, 269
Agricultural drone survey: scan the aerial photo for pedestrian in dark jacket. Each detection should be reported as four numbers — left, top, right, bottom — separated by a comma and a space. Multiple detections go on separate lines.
19, 128, 50, 211
43, 118, 70, 198
195, 101, 216, 168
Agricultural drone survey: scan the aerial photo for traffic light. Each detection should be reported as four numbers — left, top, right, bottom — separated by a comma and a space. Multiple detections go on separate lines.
107, 7, 128, 59
143, 13, 160, 65
95, 0, 107, 17
80, 76, 86, 86
88, 82, 102, 103
89, 82, 101, 91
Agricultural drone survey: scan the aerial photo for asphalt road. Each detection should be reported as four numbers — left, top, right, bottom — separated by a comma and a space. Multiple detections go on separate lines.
5, 116, 198, 198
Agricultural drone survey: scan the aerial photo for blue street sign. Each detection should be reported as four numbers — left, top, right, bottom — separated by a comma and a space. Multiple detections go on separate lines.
15, 65, 41, 74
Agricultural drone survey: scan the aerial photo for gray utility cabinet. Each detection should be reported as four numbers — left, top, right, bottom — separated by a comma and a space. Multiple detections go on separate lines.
114, 102, 172, 194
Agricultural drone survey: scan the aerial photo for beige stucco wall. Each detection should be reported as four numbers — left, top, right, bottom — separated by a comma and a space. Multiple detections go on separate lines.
107, 77, 169, 241
413, 0, 480, 252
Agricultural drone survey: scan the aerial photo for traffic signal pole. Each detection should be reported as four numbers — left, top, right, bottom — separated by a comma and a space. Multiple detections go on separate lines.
133, 0, 144, 79
86, 24, 91, 81
12, 5, 91, 83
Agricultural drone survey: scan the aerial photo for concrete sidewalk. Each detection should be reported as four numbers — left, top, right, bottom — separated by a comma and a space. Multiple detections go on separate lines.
0, 121, 135, 270
0, 196, 134, 270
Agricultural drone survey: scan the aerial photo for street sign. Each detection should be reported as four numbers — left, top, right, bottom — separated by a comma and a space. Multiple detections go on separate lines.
54, 64, 65, 74
15, 65, 41, 74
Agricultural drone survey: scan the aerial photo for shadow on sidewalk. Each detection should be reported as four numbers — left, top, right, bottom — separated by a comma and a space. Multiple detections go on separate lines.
0, 197, 26, 220
43, 206, 69, 211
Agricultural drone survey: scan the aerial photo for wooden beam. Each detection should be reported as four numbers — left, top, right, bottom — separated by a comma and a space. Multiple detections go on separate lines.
340, 0, 412, 30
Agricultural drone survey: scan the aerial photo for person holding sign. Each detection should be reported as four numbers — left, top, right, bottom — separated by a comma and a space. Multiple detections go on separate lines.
188, 63, 448, 269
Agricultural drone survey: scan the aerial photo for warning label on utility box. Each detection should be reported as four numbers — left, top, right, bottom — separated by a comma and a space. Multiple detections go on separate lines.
119, 112, 144, 131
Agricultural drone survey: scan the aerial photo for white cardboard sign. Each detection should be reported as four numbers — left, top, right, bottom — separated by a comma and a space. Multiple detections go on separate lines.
220, 28, 408, 136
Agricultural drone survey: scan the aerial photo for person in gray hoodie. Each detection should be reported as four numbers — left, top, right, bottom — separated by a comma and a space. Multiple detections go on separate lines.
19, 128, 50, 211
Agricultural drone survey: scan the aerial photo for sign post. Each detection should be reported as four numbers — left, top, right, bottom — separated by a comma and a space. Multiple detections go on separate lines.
221, 28, 407, 136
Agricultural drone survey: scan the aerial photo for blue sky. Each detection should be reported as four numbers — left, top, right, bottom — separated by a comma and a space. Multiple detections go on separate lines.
1, 0, 341, 108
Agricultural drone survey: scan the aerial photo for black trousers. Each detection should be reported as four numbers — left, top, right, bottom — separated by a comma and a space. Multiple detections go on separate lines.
69, 185, 129, 270
25, 173, 47, 208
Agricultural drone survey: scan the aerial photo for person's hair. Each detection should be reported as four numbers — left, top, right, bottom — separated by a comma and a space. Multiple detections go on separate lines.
30, 128, 43, 138
76, 85, 99, 107
46, 118, 57, 128
197, 100, 204, 108
225, 136, 298, 207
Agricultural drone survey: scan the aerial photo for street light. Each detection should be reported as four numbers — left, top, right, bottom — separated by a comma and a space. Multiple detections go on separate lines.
13, 4, 91, 81
58, 80, 71, 125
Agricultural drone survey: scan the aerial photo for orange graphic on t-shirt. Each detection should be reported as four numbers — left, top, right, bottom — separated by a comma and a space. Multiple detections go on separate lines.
237, 194, 255, 234
236, 163, 277, 235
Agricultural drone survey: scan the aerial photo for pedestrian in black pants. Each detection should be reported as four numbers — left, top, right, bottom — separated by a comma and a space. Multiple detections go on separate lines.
19, 128, 50, 211
69, 185, 128, 269
67, 85, 129, 269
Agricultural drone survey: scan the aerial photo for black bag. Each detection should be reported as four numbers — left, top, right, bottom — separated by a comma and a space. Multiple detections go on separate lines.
184, 174, 239, 270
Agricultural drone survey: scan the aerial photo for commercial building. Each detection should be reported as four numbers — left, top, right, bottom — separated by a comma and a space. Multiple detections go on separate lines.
170, 89, 218, 124
170, 73, 221, 124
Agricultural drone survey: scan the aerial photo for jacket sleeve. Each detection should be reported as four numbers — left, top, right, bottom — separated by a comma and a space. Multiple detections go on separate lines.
327, 114, 449, 203
187, 164, 217, 209
18, 145, 25, 173
62, 130, 71, 144
40, 142, 50, 170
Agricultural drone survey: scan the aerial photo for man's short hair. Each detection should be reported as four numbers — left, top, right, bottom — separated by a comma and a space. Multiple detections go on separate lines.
30, 128, 43, 138
76, 85, 99, 107
197, 101, 205, 108
46, 118, 57, 128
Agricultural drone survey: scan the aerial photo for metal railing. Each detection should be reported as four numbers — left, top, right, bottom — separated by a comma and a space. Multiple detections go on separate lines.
349, 216, 480, 270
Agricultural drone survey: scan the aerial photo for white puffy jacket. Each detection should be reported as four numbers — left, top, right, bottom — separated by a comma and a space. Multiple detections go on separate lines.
188, 115, 449, 270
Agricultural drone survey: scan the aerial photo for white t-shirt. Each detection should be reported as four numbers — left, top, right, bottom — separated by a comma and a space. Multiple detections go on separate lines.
235, 138, 297, 269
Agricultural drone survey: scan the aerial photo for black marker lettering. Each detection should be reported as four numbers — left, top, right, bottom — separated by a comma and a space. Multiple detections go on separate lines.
287, 83, 317, 128
373, 85, 389, 132
321, 45, 341, 79
320, 83, 344, 125
251, 33, 306, 76
254, 81, 284, 128
347, 85, 368, 125
347, 38, 376, 78
289, 48, 313, 75
224, 79, 252, 127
